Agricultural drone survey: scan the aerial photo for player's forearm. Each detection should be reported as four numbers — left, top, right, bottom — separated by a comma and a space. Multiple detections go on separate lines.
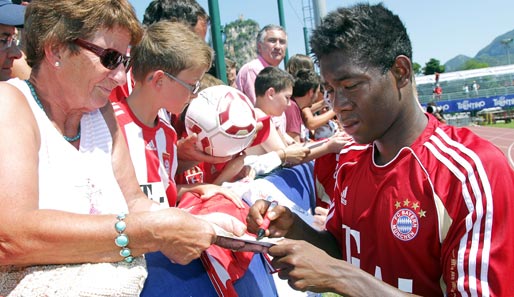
330, 261, 420, 297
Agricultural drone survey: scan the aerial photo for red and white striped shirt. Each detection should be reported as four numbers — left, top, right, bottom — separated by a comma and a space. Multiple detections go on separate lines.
113, 99, 178, 207
326, 114, 514, 296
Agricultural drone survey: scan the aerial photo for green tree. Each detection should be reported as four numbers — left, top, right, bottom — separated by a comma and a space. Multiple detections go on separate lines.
223, 18, 260, 69
423, 58, 445, 75
461, 59, 489, 70
412, 62, 422, 76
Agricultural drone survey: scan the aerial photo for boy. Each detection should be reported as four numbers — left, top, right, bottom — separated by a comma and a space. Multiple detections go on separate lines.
113, 21, 257, 296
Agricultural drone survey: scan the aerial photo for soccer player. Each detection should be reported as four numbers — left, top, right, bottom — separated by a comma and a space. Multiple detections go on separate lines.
247, 3, 514, 296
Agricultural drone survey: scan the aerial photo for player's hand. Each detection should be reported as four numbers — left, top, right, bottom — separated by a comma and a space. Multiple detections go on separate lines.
177, 133, 232, 164
268, 239, 344, 293
246, 199, 295, 238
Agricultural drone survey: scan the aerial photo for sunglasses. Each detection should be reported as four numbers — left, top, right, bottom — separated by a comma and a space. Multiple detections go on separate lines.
0, 35, 19, 51
73, 38, 130, 71
163, 71, 201, 95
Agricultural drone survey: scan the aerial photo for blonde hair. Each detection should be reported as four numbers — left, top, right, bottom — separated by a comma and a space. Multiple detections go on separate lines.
131, 21, 213, 82
24, 0, 142, 70
199, 73, 225, 92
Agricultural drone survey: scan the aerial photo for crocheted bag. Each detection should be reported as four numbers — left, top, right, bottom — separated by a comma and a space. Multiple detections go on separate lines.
0, 256, 147, 297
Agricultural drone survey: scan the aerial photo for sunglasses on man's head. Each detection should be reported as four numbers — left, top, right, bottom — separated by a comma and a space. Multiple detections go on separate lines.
73, 38, 130, 71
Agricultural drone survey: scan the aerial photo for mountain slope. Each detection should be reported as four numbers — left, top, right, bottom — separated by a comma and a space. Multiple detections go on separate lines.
444, 29, 514, 72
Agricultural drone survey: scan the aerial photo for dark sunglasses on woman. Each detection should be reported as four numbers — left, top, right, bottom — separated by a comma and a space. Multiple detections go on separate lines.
74, 38, 131, 71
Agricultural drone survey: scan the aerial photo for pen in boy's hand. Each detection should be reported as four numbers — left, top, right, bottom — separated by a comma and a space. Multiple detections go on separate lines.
256, 200, 278, 240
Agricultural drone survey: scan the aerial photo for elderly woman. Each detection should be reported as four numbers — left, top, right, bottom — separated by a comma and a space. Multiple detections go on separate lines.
0, 0, 244, 295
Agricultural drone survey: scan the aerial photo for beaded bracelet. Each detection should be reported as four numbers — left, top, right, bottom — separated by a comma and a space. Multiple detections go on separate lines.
114, 213, 134, 263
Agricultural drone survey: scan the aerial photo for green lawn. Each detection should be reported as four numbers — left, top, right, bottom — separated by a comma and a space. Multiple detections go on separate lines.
480, 121, 514, 129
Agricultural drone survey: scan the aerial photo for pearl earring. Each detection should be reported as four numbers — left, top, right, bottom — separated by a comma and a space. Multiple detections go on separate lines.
54, 61, 61, 67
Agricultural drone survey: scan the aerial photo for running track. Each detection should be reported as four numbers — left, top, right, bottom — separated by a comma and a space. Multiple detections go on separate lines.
466, 125, 514, 169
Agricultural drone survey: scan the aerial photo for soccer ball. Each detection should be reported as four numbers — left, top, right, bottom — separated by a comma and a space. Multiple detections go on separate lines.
184, 85, 257, 157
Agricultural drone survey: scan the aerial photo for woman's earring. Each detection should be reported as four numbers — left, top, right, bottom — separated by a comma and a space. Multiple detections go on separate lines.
54, 61, 61, 67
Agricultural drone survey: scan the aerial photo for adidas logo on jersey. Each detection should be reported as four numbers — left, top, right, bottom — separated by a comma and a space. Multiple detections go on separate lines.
146, 140, 157, 151
340, 186, 348, 205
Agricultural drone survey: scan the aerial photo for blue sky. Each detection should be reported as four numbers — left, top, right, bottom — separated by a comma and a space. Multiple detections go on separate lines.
130, 0, 514, 66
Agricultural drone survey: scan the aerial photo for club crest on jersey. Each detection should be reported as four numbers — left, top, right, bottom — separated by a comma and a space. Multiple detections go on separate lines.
390, 198, 426, 241
162, 152, 171, 176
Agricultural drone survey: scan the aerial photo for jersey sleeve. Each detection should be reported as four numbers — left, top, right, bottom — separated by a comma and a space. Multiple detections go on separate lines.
437, 139, 514, 296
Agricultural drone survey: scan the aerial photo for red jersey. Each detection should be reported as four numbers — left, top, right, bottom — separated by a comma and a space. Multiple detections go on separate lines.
313, 152, 339, 209
325, 114, 514, 296
113, 99, 178, 207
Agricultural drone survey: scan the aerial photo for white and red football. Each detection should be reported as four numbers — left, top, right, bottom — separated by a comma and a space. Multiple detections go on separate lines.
184, 85, 257, 157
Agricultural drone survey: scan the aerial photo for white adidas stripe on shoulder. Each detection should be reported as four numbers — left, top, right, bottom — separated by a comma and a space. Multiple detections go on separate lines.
424, 127, 492, 297
339, 143, 370, 154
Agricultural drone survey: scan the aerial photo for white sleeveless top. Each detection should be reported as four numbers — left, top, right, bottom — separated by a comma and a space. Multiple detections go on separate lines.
8, 78, 128, 215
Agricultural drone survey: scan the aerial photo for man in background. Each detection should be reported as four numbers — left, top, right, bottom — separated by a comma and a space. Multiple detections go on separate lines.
236, 24, 287, 105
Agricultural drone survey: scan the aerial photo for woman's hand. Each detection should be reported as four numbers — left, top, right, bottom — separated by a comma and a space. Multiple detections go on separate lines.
150, 210, 244, 265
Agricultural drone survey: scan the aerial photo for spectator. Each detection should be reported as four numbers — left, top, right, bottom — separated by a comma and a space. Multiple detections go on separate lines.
235, 24, 287, 105
462, 84, 469, 96
285, 53, 314, 77
0, 0, 24, 81
111, 0, 232, 171
426, 101, 446, 123
0, 0, 245, 296
112, 21, 254, 296
244, 66, 309, 164
432, 83, 442, 100
284, 68, 321, 142
142, 0, 210, 39
247, 3, 514, 296
472, 80, 480, 96
246, 66, 344, 165
285, 55, 338, 142
110, 0, 210, 103
112, 21, 242, 208
234, 25, 288, 141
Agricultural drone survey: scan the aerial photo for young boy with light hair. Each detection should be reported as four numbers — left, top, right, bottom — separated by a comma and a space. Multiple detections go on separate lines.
112, 20, 268, 296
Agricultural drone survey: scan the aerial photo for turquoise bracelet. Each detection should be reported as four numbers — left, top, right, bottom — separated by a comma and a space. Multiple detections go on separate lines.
114, 213, 134, 263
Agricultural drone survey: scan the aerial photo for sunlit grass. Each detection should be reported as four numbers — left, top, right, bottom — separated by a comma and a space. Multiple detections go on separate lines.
480, 121, 514, 129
